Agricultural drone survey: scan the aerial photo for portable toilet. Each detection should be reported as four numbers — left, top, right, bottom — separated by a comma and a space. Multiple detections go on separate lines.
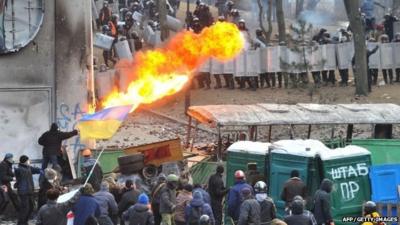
369, 164, 400, 223
226, 141, 271, 188
320, 145, 371, 225
268, 139, 330, 217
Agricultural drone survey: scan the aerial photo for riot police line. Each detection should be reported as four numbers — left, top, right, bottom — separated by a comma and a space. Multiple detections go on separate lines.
197, 42, 400, 76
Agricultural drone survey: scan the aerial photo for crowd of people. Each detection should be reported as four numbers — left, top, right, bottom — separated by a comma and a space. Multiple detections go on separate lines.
0, 150, 386, 225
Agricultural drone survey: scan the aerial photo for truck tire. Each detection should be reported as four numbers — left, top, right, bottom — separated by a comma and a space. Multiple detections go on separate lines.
118, 153, 144, 166
142, 165, 159, 179
119, 162, 145, 174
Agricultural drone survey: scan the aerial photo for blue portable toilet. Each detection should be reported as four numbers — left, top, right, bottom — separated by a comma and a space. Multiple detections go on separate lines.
369, 164, 400, 222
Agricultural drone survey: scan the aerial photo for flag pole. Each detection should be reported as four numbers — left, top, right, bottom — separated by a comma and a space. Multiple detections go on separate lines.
83, 147, 105, 186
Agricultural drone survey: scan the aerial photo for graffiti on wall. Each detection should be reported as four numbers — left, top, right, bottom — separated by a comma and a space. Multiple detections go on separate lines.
57, 103, 87, 153
329, 163, 369, 201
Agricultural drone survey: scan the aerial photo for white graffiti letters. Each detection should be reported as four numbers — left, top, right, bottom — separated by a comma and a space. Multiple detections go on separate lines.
340, 181, 360, 201
330, 163, 368, 180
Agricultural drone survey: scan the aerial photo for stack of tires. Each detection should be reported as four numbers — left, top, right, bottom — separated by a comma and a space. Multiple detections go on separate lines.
118, 153, 145, 175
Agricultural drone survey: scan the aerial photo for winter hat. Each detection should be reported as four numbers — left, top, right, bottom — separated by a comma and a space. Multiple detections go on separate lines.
138, 193, 149, 205
216, 165, 224, 174
50, 123, 58, 131
4, 153, 13, 160
193, 190, 203, 200
241, 187, 251, 198
19, 155, 29, 164
183, 184, 193, 192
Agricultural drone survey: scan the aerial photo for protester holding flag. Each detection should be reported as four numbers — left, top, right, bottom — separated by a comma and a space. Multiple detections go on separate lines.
38, 123, 78, 171
81, 149, 103, 192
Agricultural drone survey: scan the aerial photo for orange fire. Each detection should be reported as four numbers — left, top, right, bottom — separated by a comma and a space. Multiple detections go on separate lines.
102, 22, 244, 111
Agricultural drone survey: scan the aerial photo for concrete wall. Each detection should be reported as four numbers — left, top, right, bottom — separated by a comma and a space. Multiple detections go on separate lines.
0, 0, 94, 162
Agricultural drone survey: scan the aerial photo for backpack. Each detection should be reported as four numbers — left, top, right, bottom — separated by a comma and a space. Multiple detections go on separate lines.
188, 206, 203, 225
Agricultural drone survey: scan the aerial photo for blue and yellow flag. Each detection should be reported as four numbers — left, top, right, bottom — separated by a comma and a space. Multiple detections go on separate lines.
77, 105, 133, 140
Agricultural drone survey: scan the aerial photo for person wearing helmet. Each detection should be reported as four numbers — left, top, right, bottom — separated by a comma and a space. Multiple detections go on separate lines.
280, 170, 307, 212
238, 187, 261, 225
380, 34, 393, 84
215, 0, 227, 16
101, 24, 116, 68
312, 179, 334, 225
159, 174, 179, 225
383, 13, 398, 42
38, 123, 78, 171
366, 37, 379, 86
254, 181, 276, 224
99, 2, 112, 27
207, 165, 228, 225
81, 149, 103, 192
151, 173, 167, 225
362, 201, 384, 225
227, 170, 253, 223
394, 33, 400, 82
224, 1, 234, 18
283, 199, 313, 225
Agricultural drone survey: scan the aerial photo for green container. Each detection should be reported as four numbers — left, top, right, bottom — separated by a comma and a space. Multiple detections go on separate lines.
77, 149, 124, 176
268, 140, 331, 218
225, 141, 270, 188
351, 139, 400, 165
320, 146, 371, 225
268, 152, 320, 218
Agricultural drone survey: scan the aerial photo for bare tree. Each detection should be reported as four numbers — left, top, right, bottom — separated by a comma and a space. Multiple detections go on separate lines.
295, 0, 304, 18
157, 0, 169, 41
257, 0, 273, 42
344, 0, 368, 95
393, 0, 400, 16
276, 0, 286, 43
266, 0, 273, 42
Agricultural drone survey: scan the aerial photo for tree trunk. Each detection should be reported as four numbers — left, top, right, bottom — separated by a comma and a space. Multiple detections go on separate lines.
266, 0, 273, 42
257, 0, 268, 38
344, 0, 368, 96
157, 0, 169, 41
276, 0, 286, 43
295, 0, 304, 18
393, 0, 400, 16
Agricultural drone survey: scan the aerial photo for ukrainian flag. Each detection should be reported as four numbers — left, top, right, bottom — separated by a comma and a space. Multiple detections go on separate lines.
77, 105, 133, 140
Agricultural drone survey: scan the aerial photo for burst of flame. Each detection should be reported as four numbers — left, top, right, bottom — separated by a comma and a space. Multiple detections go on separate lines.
102, 22, 244, 111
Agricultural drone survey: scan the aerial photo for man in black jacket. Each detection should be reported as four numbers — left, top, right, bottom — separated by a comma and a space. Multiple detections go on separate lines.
312, 179, 334, 225
0, 153, 19, 214
207, 165, 228, 225
118, 179, 140, 225
15, 155, 42, 225
284, 200, 313, 225
238, 187, 261, 225
38, 123, 78, 170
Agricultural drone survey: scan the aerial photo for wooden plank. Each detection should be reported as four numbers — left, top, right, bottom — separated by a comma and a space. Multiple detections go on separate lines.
387, 203, 392, 217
